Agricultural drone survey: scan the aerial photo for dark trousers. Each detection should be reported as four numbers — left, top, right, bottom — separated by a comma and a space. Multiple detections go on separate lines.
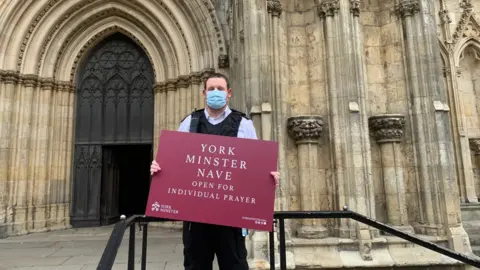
182, 221, 249, 270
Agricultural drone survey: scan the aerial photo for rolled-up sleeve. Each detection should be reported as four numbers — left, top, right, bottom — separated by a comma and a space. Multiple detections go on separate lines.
177, 115, 192, 132
238, 118, 258, 140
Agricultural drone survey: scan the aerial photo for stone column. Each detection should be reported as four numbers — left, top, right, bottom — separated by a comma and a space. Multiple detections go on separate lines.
248, 2, 291, 268
469, 139, 480, 197
443, 66, 477, 203
190, 72, 202, 110
369, 115, 414, 233
177, 75, 191, 120
0, 71, 18, 238
153, 82, 165, 154
287, 115, 328, 238
397, 0, 470, 253
318, 1, 376, 253
165, 80, 176, 131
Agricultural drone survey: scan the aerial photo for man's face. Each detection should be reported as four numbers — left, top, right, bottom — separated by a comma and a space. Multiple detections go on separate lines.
203, 77, 232, 102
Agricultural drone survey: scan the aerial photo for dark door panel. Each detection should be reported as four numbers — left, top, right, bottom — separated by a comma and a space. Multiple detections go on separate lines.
71, 145, 102, 227
71, 33, 155, 227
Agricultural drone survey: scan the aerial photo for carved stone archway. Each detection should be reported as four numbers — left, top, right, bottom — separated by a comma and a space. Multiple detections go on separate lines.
71, 33, 156, 226
0, 0, 224, 236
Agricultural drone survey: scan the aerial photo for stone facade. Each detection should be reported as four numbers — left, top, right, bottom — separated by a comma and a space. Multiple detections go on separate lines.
1, 0, 480, 269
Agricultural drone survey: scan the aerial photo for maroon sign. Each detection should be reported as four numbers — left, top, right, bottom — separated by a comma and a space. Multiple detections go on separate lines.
145, 130, 278, 231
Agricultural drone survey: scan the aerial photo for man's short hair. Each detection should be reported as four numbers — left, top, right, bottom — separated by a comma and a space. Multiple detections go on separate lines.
203, 72, 230, 89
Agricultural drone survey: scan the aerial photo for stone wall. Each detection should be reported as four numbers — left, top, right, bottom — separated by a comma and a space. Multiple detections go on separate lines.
1, 0, 480, 269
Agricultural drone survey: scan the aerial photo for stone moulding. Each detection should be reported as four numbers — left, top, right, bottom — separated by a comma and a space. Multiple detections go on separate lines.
0, 68, 214, 94
18, 0, 226, 72
0, 70, 73, 92
55, 16, 160, 83
452, 0, 475, 45
9, 0, 227, 88
368, 114, 406, 143
287, 115, 324, 144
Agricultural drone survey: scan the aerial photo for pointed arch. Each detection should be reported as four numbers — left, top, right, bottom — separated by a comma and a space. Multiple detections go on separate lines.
54, 19, 168, 83
0, 0, 226, 80
454, 37, 480, 67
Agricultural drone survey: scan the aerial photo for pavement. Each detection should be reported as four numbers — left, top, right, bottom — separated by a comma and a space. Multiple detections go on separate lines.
0, 225, 219, 270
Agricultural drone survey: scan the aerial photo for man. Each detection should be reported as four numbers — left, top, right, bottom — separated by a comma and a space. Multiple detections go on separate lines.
150, 72, 280, 270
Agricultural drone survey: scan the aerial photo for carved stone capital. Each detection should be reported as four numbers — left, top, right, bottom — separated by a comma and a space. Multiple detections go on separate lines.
396, 0, 420, 18
0, 70, 19, 84
218, 54, 229, 69
317, 0, 339, 18
21, 74, 39, 87
368, 114, 406, 143
190, 72, 202, 84
154, 82, 167, 93
287, 115, 324, 144
267, 0, 282, 17
166, 79, 177, 91
56, 81, 74, 92
469, 139, 480, 155
177, 75, 190, 88
40, 78, 55, 90
350, 0, 360, 17
201, 68, 215, 82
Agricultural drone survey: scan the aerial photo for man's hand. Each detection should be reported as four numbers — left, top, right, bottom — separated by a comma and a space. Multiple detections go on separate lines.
270, 171, 280, 187
150, 160, 161, 175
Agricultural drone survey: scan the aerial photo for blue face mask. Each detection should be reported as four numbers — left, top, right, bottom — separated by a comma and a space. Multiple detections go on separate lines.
206, 89, 227, 109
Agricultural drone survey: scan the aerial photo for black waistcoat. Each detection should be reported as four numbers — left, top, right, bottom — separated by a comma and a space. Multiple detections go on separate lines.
187, 108, 247, 137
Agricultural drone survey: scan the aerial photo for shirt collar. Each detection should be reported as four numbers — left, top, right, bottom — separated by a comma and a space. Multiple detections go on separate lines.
204, 106, 231, 120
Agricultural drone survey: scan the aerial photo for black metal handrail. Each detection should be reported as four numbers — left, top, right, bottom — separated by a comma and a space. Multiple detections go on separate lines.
96, 209, 480, 269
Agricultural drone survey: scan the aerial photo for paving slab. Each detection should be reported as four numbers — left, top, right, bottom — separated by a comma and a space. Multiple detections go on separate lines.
0, 225, 220, 270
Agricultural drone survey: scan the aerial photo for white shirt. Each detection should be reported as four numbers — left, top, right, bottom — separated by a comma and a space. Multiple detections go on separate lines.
177, 106, 258, 140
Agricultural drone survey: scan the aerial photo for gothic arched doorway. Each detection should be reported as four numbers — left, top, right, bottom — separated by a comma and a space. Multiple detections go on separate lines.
71, 33, 155, 227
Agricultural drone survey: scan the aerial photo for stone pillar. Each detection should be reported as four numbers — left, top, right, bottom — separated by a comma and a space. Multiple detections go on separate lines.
369, 115, 414, 233
443, 65, 477, 203
177, 75, 191, 121
397, 0, 470, 253
190, 72, 202, 110
469, 139, 480, 197
0, 71, 18, 238
287, 115, 328, 238
166, 80, 176, 131
153, 82, 166, 154
248, 2, 287, 268
318, 2, 376, 255
267, 0, 286, 199
47, 81, 72, 231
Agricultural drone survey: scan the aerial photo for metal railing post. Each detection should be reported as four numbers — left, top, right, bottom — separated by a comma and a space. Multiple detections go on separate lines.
141, 223, 148, 270
278, 218, 286, 270
128, 222, 136, 270
269, 222, 275, 270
